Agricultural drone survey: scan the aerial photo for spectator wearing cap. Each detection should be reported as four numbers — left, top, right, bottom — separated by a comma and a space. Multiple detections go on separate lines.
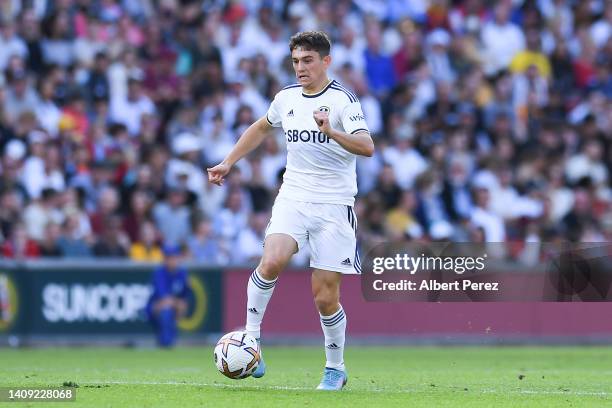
590, 2, 612, 49
286, 1, 317, 32
3, 138, 26, 166
146, 245, 192, 347
166, 132, 205, 199
167, 104, 203, 145
425, 29, 456, 83
0, 144, 28, 210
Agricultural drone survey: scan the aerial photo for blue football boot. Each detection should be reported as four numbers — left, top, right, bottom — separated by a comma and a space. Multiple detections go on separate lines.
316, 367, 348, 390
252, 339, 266, 378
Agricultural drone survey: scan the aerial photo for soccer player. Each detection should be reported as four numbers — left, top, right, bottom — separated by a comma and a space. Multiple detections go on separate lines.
207, 31, 373, 390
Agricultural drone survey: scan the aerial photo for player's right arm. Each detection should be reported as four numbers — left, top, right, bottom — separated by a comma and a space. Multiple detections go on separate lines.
207, 116, 273, 186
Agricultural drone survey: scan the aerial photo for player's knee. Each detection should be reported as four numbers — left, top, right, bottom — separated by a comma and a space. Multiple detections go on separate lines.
313, 289, 339, 315
258, 258, 284, 280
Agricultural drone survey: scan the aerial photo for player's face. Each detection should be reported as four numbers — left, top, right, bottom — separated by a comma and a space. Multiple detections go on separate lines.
166, 255, 180, 270
291, 47, 331, 90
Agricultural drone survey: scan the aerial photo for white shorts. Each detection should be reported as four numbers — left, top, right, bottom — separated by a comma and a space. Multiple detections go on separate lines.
265, 197, 362, 274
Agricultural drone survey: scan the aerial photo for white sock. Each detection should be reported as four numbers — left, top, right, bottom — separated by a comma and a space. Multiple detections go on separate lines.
319, 305, 347, 371
245, 269, 277, 339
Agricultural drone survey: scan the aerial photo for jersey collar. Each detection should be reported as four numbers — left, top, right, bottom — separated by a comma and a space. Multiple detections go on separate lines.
302, 79, 334, 98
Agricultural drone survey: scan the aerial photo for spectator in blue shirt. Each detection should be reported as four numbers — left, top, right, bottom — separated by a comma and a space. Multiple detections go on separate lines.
364, 24, 396, 97
146, 245, 192, 347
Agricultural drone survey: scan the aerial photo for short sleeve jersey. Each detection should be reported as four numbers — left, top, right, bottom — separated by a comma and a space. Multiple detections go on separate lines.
266, 80, 369, 206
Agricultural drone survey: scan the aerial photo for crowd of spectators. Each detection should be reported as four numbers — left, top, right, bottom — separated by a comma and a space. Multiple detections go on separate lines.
0, 0, 611, 265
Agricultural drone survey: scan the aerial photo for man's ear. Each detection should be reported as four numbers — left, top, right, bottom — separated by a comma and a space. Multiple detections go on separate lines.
323, 54, 332, 67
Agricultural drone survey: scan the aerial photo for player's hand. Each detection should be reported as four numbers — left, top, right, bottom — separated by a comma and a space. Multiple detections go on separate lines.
313, 110, 332, 135
207, 162, 231, 186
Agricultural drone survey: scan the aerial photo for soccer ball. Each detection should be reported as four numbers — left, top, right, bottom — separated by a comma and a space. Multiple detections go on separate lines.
213, 331, 260, 379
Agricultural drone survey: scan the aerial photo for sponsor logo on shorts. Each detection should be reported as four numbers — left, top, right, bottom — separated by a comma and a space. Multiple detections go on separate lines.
341, 258, 352, 266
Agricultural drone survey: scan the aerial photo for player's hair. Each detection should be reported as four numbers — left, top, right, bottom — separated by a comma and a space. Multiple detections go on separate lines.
289, 31, 331, 57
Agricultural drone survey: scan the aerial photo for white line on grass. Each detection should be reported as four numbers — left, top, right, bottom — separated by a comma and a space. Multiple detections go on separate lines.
85, 380, 611, 397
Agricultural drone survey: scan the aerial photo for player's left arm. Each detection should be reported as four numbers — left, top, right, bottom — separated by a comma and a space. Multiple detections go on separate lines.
313, 102, 374, 157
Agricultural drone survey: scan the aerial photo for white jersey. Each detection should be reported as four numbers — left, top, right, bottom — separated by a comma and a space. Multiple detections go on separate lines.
266, 80, 370, 206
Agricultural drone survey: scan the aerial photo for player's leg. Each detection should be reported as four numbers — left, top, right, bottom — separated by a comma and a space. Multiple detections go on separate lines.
309, 204, 359, 390
248, 198, 306, 339
247, 233, 297, 378
246, 233, 297, 340
152, 299, 178, 347
312, 268, 348, 373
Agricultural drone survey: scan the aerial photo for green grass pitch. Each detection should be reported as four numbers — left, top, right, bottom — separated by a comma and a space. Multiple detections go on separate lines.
0, 346, 611, 407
